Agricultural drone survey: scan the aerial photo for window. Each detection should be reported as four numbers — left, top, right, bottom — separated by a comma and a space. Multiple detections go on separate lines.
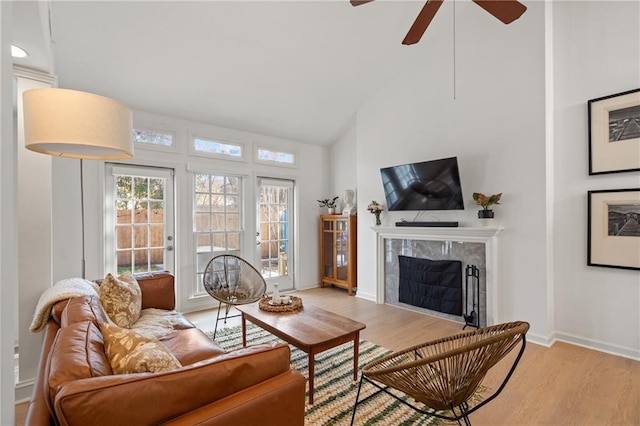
133, 129, 174, 147
194, 173, 242, 295
194, 137, 243, 159
256, 147, 296, 166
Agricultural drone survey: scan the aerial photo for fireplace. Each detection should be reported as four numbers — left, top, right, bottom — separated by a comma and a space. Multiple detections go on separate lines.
398, 256, 463, 316
372, 227, 503, 327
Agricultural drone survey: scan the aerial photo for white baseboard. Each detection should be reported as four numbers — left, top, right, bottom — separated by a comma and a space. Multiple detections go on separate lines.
354, 291, 376, 302
526, 331, 555, 347
553, 331, 640, 361
15, 379, 33, 403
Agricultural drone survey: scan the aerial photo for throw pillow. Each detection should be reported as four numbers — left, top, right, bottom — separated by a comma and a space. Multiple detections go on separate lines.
101, 322, 182, 374
99, 272, 142, 328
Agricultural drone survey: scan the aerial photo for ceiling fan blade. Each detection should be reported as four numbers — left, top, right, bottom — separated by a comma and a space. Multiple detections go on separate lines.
472, 0, 527, 24
402, 0, 444, 46
350, 0, 374, 6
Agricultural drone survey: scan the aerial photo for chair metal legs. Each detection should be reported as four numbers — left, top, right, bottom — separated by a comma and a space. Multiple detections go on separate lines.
212, 301, 233, 339
350, 376, 365, 425
350, 375, 474, 425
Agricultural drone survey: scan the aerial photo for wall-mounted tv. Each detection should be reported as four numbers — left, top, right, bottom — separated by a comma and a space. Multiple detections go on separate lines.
380, 157, 465, 211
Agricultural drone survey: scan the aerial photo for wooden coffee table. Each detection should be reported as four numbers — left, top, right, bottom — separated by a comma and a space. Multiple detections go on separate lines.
236, 302, 366, 404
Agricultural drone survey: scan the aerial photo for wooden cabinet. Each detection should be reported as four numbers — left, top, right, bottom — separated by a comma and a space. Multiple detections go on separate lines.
319, 215, 357, 295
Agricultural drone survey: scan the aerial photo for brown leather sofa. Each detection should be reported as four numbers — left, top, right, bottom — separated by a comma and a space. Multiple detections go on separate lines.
26, 272, 306, 425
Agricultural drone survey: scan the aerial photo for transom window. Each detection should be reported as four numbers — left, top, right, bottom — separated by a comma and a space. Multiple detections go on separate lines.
194, 137, 243, 158
133, 129, 174, 147
256, 147, 296, 166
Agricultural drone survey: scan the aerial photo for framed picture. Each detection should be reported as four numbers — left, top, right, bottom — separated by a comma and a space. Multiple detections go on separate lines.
587, 189, 640, 270
588, 88, 640, 175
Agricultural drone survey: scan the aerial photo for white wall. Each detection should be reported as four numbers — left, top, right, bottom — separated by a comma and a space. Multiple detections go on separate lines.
353, 1, 550, 338
552, 1, 640, 358
0, 1, 17, 420
330, 120, 358, 211
341, 1, 640, 358
16, 75, 53, 393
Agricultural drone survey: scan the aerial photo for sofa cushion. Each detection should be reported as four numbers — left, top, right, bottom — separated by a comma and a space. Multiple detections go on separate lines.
102, 322, 182, 374
161, 328, 226, 366
61, 295, 110, 328
46, 321, 112, 406
99, 272, 142, 328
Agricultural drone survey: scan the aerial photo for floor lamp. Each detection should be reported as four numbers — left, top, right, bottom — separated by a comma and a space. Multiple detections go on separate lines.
22, 88, 133, 278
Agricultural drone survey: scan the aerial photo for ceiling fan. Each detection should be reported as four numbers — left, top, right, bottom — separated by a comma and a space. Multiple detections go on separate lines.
351, 0, 527, 45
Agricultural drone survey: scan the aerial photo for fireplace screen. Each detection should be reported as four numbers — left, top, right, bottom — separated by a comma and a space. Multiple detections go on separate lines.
398, 255, 462, 316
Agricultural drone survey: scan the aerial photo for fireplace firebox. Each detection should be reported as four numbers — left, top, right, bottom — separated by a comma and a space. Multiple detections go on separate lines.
398, 255, 463, 316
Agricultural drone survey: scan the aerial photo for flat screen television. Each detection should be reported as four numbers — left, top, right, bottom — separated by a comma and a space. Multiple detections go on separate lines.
380, 157, 465, 211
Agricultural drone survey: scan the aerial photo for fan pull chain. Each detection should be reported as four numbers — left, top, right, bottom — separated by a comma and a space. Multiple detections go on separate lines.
453, 0, 457, 100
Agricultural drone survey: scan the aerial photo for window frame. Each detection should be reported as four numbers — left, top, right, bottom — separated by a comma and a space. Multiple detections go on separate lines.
189, 133, 247, 162
132, 126, 179, 153
253, 144, 298, 168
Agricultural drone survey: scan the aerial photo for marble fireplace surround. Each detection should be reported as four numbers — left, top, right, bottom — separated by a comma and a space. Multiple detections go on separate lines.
373, 226, 504, 326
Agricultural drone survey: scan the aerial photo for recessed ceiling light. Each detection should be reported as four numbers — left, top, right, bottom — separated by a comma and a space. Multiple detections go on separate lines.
11, 45, 28, 58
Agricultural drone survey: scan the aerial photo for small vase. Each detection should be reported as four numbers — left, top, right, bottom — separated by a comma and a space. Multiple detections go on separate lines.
328, 207, 335, 215
374, 213, 381, 226
478, 209, 494, 219
478, 209, 494, 227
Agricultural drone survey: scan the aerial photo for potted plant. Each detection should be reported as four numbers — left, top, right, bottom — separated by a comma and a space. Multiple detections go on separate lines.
317, 196, 339, 214
472, 192, 502, 219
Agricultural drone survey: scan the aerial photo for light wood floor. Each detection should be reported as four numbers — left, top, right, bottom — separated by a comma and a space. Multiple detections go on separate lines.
16, 286, 640, 425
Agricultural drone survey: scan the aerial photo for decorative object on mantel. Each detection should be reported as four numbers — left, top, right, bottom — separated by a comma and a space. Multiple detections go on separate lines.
587, 188, 640, 271
258, 295, 303, 312
473, 192, 502, 219
588, 88, 640, 175
318, 196, 339, 215
367, 200, 384, 226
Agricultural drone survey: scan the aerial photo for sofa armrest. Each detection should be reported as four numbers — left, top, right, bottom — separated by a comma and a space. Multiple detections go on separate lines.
25, 321, 57, 426
54, 343, 293, 426
164, 369, 305, 426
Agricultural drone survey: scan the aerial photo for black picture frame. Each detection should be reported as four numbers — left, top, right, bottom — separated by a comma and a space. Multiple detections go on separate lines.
587, 188, 640, 270
588, 88, 640, 175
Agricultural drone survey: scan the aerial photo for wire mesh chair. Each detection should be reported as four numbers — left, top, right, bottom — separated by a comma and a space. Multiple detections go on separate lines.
203, 254, 267, 339
351, 321, 529, 426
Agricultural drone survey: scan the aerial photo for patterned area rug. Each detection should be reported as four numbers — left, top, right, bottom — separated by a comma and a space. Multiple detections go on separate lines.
211, 324, 483, 425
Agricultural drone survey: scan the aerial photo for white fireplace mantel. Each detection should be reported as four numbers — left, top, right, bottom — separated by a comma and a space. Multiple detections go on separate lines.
372, 226, 504, 325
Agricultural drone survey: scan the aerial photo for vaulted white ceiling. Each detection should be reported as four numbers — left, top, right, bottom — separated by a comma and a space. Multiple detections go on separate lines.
12, 1, 471, 145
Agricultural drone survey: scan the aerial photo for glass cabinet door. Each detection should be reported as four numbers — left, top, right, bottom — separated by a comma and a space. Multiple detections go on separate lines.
336, 219, 349, 281
322, 220, 335, 278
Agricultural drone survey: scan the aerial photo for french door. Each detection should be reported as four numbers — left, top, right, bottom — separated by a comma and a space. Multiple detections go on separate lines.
256, 177, 294, 292
105, 164, 175, 275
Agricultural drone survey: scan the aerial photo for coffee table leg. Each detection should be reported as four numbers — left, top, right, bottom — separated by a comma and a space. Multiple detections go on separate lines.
241, 313, 247, 347
353, 332, 359, 381
308, 351, 315, 404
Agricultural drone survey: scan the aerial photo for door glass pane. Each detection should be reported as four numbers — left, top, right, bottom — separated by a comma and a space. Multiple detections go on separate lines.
258, 181, 292, 282
113, 173, 168, 274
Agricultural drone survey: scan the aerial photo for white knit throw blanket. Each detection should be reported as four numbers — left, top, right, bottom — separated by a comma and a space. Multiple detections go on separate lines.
30, 278, 99, 333
31, 277, 182, 339
131, 308, 183, 339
